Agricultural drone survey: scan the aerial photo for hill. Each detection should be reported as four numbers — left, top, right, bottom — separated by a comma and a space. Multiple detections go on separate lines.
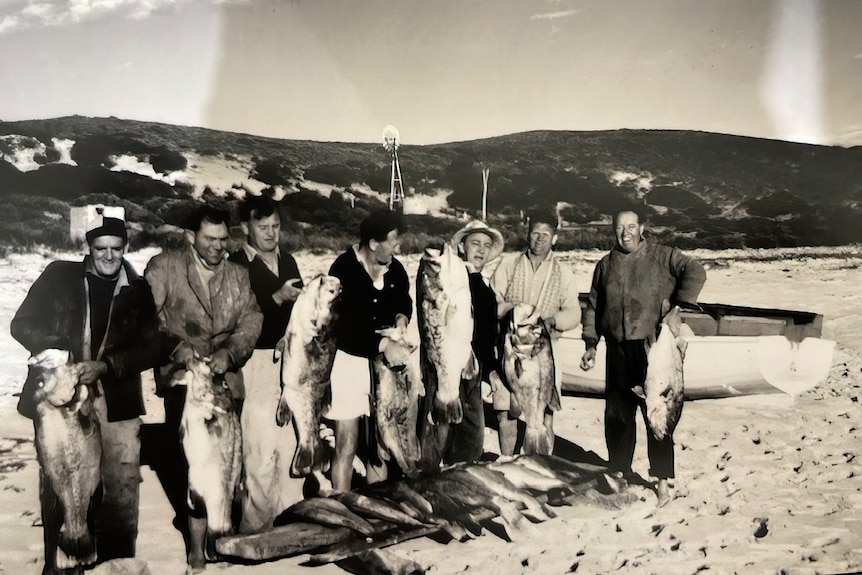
2, 115, 861, 252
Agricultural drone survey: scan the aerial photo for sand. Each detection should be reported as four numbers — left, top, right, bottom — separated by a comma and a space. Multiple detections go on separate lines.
1, 246, 861, 575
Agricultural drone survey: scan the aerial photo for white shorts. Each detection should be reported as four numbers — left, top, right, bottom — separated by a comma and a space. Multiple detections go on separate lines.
325, 350, 372, 421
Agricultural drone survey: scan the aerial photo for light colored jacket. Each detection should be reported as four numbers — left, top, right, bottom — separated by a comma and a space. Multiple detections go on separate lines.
145, 245, 263, 397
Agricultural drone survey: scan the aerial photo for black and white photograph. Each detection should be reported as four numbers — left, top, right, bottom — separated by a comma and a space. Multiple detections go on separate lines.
1, 1, 861, 574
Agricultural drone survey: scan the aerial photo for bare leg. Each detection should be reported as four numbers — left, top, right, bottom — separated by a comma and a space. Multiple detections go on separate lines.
497, 411, 518, 457
332, 418, 359, 493
366, 459, 388, 484
187, 516, 207, 572
656, 479, 670, 507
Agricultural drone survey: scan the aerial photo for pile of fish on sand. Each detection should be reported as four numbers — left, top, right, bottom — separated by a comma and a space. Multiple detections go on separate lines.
180, 355, 243, 564
217, 454, 637, 571
28, 348, 101, 571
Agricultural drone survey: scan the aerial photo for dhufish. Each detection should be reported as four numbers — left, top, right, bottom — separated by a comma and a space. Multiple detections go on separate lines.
641, 303, 687, 441
373, 325, 423, 477
275, 274, 341, 477
416, 241, 475, 425
500, 303, 560, 455
180, 356, 242, 549
29, 349, 101, 570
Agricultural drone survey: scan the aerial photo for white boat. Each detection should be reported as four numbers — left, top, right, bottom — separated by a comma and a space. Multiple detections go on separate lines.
556, 297, 836, 400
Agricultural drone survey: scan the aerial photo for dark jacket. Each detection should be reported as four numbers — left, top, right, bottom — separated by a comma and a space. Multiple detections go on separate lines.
583, 242, 706, 347
228, 246, 303, 349
469, 272, 498, 381
11, 258, 161, 421
329, 247, 413, 359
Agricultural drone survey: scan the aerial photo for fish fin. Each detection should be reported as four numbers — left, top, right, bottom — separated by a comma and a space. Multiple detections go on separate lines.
444, 300, 456, 326
523, 426, 553, 456
433, 396, 463, 425
275, 395, 292, 427
549, 381, 562, 412
632, 385, 646, 400
676, 336, 688, 360
273, 337, 285, 363
509, 392, 523, 419
290, 438, 321, 478
56, 525, 96, 568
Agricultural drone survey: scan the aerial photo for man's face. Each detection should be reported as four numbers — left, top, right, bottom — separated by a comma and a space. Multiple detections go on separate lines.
615, 212, 643, 253
191, 221, 229, 266
462, 231, 494, 271
245, 213, 280, 254
371, 229, 401, 266
528, 223, 556, 258
88, 235, 125, 279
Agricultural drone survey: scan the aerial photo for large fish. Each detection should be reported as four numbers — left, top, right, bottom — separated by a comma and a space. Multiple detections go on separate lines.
373, 325, 423, 477
416, 241, 475, 425
640, 303, 687, 441
275, 274, 341, 477
180, 356, 242, 552
500, 303, 560, 455
29, 349, 101, 570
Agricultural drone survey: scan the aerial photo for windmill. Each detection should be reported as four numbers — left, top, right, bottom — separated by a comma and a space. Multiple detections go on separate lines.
382, 125, 405, 212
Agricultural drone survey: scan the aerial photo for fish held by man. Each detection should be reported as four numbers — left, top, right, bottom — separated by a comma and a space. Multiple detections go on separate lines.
500, 303, 560, 455
373, 324, 423, 477
275, 274, 341, 477
180, 355, 242, 554
416, 241, 475, 425
639, 302, 687, 441
29, 349, 101, 570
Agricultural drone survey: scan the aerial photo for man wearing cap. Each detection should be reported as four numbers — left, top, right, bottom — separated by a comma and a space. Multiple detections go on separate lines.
491, 212, 581, 456
11, 211, 162, 571
228, 195, 305, 534
328, 209, 413, 492
580, 210, 706, 507
439, 220, 505, 464
144, 205, 262, 569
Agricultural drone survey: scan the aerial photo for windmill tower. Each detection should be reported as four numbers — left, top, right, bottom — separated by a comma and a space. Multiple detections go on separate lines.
382, 125, 404, 212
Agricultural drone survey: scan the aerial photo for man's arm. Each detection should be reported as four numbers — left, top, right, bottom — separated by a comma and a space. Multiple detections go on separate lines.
10, 262, 71, 354
581, 261, 604, 350
669, 249, 707, 305
491, 254, 516, 318
218, 266, 264, 371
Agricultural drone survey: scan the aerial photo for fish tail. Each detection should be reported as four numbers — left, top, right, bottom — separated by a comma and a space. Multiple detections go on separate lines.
57, 528, 95, 568
432, 397, 463, 425
291, 438, 323, 478
275, 397, 292, 427
523, 427, 553, 456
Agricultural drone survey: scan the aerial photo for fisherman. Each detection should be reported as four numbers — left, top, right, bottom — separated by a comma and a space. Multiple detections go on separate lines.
227, 195, 305, 534
145, 205, 263, 570
491, 211, 581, 456
444, 220, 505, 464
11, 209, 162, 572
579, 210, 706, 507
328, 209, 413, 492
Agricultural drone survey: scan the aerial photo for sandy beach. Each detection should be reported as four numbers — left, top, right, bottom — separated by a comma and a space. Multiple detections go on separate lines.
1, 246, 861, 575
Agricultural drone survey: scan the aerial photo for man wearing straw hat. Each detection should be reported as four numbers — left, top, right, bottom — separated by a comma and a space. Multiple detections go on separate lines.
11, 207, 162, 571
491, 211, 582, 456
443, 219, 505, 464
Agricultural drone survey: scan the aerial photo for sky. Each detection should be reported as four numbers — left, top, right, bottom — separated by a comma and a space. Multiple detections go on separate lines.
1, 0, 861, 146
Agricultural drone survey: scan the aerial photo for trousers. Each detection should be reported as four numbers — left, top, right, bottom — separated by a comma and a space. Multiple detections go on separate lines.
605, 339, 675, 479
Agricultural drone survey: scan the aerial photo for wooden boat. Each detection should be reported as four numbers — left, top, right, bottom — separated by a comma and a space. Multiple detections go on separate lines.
556, 296, 835, 400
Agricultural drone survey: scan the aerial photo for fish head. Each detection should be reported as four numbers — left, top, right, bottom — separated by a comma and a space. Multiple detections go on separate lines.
315, 275, 342, 308
27, 349, 85, 408
511, 303, 537, 327
661, 304, 683, 338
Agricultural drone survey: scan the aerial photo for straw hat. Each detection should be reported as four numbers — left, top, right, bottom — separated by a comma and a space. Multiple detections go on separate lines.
452, 220, 505, 263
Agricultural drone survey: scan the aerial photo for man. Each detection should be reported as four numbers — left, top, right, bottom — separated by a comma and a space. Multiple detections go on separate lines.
145, 205, 262, 569
328, 210, 413, 492
443, 220, 505, 464
228, 195, 304, 534
11, 212, 161, 573
579, 210, 706, 507
491, 212, 581, 456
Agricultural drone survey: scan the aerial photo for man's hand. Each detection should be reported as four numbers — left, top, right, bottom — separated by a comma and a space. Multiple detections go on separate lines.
497, 301, 515, 319
319, 423, 335, 449
580, 348, 597, 371
543, 316, 557, 331
76, 361, 107, 384
209, 349, 232, 375
173, 342, 197, 368
273, 278, 303, 305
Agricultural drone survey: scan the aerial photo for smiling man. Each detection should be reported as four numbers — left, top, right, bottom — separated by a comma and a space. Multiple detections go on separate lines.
144, 204, 262, 569
580, 210, 706, 507
491, 212, 581, 456
12, 211, 162, 572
